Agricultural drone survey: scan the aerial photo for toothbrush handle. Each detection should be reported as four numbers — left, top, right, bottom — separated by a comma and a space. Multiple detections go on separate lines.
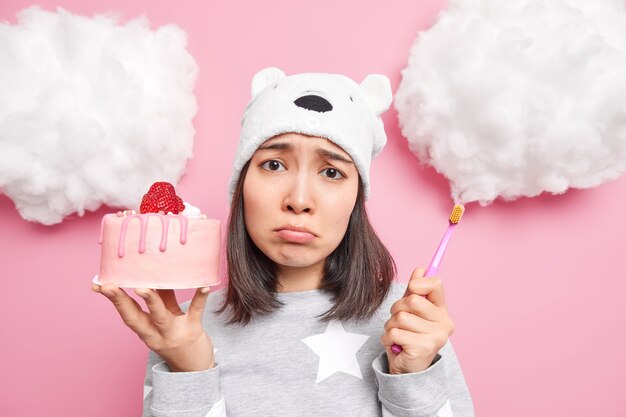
391, 222, 456, 354
425, 222, 456, 277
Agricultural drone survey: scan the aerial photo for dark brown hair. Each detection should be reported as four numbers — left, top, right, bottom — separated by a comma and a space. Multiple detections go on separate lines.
215, 159, 396, 326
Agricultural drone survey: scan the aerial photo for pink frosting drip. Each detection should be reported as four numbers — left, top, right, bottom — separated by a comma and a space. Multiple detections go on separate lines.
179, 215, 188, 244
98, 215, 109, 244
99, 212, 190, 258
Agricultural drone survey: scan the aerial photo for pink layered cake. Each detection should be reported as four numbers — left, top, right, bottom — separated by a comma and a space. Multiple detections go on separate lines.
95, 182, 221, 289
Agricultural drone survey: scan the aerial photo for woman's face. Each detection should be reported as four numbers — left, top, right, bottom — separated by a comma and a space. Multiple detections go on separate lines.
243, 132, 359, 272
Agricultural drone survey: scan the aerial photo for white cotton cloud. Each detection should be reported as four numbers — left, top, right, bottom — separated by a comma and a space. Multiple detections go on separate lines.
395, 0, 626, 205
0, 6, 198, 225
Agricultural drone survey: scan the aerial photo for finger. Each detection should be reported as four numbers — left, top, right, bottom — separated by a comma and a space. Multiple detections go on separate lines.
135, 288, 171, 327
101, 284, 153, 335
404, 275, 447, 310
382, 328, 444, 355
402, 267, 426, 297
187, 287, 211, 324
384, 310, 439, 334
390, 293, 445, 322
156, 289, 184, 316
423, 276, 446, 309
381, 327, 416, 349
100, 282, 120, 297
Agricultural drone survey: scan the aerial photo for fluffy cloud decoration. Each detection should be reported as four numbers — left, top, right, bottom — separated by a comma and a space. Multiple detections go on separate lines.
395, 0, 626, 205
0, 6, 198, 225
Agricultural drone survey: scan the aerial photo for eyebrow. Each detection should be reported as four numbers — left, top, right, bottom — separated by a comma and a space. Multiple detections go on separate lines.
257, 142, 354, 164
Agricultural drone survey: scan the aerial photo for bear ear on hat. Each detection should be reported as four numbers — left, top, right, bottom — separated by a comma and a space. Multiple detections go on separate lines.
359, 74, 392, 116
251, 67, 286, 98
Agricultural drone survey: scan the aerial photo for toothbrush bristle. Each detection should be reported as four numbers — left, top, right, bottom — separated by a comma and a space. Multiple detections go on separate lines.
449, 204, 465, 224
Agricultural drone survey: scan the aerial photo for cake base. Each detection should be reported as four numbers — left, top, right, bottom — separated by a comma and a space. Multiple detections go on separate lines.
92, 275, 222, 290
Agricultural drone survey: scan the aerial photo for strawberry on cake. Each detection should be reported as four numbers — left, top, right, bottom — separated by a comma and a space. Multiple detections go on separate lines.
94, 182, 221, 289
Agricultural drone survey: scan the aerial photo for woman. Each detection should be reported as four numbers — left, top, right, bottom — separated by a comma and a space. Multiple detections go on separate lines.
93, 67, 474, 416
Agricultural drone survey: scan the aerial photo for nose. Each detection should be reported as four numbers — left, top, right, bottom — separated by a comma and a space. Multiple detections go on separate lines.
282, 172, 315, 214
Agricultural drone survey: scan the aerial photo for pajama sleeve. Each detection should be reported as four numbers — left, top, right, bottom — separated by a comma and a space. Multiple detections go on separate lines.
372, 340, 475, 417
142, 349, 226, 417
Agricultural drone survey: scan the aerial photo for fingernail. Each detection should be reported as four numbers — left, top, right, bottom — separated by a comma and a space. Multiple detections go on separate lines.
200, 287, 210, 294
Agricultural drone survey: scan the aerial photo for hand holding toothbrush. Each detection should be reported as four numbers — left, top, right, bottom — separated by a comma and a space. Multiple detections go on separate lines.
381, 266, 456, 374
381, 204, 464, 373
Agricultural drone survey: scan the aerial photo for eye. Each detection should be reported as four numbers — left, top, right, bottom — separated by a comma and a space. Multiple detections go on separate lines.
321, 168, 344, 179
261, 160, 285, 171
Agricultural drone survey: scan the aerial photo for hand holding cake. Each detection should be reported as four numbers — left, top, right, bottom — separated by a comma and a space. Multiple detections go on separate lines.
92, 284, 215, 372
92, 181, 221, 371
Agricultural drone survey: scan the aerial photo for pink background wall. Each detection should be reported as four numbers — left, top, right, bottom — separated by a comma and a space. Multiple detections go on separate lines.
1, 1, 625, 416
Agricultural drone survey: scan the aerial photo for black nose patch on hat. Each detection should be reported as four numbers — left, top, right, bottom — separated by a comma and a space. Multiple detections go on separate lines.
294, 95, 333, 113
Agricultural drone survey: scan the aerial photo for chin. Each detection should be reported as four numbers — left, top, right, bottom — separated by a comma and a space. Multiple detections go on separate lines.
273, 253, 320, 268
267, 246, 325, 268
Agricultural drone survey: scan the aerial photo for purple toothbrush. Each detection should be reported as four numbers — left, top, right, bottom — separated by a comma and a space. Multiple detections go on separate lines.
391, 204, 465, 354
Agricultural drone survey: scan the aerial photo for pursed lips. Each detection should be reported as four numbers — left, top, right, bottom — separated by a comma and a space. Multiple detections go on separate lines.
275, 225, 316, 243
275, 225, 315, 235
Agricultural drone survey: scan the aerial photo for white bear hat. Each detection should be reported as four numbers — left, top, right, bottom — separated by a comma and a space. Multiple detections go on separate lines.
228, 67, 393, 204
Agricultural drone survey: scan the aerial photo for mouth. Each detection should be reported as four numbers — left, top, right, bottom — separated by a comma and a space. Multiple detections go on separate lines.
275, 226, 316, 243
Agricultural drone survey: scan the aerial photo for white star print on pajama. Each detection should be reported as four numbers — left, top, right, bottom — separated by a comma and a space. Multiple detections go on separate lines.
301, 319, 370, 383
